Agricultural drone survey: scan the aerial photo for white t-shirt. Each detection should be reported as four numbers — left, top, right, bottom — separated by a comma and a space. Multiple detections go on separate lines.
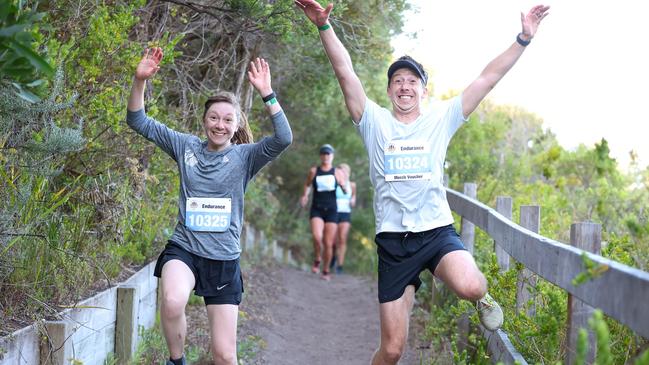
355, 96, 467, 234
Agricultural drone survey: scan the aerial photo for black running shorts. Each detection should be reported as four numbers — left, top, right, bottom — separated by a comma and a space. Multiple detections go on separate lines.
337, 212, 352, 223
154, 241, 243, 305
310, 205, 338, 223
375, 224, 466, 303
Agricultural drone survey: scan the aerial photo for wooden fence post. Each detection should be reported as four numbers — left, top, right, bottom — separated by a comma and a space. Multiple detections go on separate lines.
283, 246, 290, 265
255, 229, 266, 253
457, 182, 477, 352
247, 226, 256, 252
517, 206, 540, 316
566, 222, 601, 365
253, 226, 263, 252
272, 240, 282, 261
39, 321, 72, 365
495, 196, 513, 271
115, 286, 138, 365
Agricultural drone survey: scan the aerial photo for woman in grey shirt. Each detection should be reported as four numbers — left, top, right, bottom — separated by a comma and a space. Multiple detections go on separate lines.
127, 47, 292, 365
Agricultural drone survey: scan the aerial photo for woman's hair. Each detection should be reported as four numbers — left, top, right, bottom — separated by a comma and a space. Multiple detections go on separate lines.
203, 91, 254, 144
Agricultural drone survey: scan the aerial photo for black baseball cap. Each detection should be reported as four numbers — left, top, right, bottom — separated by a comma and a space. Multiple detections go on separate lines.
319, 144, 334, 154
387, 57, 428, 86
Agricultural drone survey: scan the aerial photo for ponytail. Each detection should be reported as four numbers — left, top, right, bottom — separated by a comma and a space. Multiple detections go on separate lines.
232, 111, 253, 144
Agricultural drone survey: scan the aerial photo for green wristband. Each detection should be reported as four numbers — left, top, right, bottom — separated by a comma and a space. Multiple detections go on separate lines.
264, 97, 277, 106
318, 23, 331, 31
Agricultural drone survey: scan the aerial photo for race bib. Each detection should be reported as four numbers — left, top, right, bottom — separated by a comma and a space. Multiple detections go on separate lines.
315, 174, 336, 192
185, 197, 231, 232
384, 140, 433, 182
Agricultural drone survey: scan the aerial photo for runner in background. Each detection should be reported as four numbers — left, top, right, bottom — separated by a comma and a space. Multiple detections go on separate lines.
333, 163, 356, 274
300, 144, 347, 280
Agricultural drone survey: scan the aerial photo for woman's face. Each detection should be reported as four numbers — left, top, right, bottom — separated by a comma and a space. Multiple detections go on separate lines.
319, 152, 333, 165
203, 102, 238, 151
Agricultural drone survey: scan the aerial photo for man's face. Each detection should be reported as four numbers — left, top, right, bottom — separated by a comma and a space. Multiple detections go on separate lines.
387, 68, 427, 114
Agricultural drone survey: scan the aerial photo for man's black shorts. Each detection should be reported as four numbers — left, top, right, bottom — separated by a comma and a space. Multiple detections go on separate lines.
375, 224, 466, 303
153, 241, 243, 306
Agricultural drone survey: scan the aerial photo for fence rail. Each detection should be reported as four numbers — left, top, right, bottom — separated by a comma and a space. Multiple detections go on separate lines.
0, 262, 158, 365
445, 185, 649, 364
0, 225, 291, 365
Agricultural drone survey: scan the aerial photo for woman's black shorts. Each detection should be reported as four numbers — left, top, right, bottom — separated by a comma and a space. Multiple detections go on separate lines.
154, 241, 243, 306
337, 212, 351, 223
375, 224, 466, 303
309, 205, 338, 223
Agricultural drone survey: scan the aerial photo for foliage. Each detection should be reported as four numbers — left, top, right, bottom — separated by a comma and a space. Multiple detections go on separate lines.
0, 0, 178, 335
421, 97, 649, 363
0, 0, 54, 101
133, 297, 266, 362
131, 320, 203, 364
2, 0, 648, 363
0, 70, 90, 325
0, 67, 82, 174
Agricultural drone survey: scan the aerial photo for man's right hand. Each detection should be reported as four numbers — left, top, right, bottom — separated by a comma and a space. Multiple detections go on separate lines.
294, 0, 333, 27
135, 47, 163, 81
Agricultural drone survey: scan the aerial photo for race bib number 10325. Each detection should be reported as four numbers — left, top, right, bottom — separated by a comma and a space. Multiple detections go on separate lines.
185, 197, 232, 232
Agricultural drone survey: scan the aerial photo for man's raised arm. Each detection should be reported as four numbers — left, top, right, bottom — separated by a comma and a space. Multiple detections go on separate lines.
462, 5, 550, 118
295, 0, 366, 122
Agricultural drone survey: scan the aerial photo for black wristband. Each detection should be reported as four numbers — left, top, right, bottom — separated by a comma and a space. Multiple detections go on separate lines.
516, 33, 531, 47
262, 92, 276, 103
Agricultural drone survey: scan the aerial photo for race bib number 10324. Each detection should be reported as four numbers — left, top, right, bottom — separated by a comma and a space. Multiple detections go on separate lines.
384, 140, 433, 182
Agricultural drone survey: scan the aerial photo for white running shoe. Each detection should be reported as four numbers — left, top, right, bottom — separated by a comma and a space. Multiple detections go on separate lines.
475, 293, 504, 331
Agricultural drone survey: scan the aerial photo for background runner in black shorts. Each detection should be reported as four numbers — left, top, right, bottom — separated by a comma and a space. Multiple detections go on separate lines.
300, 144, 347, 280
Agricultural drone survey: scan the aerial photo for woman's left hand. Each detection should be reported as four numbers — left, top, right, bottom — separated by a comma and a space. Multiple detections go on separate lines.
248, 57, 273, 97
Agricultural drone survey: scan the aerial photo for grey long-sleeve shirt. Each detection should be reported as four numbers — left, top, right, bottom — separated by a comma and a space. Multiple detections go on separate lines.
126, 108, 292, 260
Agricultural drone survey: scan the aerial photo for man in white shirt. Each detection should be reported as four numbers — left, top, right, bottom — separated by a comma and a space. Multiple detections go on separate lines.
296, 1, 549, 364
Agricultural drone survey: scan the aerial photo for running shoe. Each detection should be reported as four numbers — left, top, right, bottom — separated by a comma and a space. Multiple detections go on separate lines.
166, 356, 186, 365
321, 271, 331, 281
311, 260, 321, 274
475, 293, 503, 331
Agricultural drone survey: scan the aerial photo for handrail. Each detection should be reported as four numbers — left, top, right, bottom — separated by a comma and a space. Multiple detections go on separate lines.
446, 187, 649, 339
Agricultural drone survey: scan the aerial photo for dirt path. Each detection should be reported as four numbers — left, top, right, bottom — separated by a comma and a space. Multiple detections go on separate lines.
251, 266, 423, 365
